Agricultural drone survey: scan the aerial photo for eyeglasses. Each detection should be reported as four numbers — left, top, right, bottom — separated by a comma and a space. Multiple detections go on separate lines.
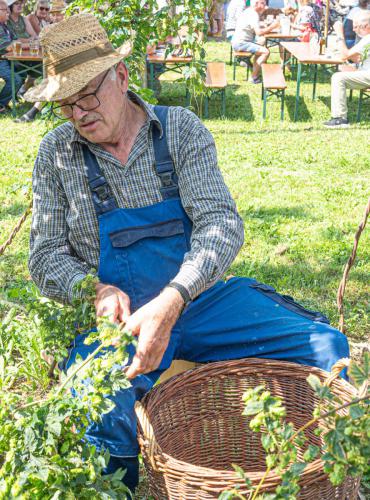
39, 6, 50, 11
52, 70, 111, 120
0, 7, 9, 11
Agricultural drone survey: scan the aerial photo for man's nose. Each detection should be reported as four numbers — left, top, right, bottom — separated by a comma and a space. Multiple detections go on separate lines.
72, 105, 89, 121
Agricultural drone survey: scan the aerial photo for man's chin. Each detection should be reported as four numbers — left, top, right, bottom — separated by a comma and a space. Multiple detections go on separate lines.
77, 121, 103, 141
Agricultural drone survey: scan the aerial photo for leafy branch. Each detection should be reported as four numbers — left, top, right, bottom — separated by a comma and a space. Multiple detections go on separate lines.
220, 353, 369, 500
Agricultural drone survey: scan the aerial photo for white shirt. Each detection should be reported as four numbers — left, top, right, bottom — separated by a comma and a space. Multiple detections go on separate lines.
232, 8, 260, 45
355, 33, 370, 70
226, 0, 247, 32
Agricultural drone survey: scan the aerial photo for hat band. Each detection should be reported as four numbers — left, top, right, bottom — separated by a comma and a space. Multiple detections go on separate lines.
46, 42, 116, 76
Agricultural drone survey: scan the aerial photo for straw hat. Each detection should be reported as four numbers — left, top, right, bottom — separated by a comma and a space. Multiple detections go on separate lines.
50, 0, 66, 12
25, 13, 132, 102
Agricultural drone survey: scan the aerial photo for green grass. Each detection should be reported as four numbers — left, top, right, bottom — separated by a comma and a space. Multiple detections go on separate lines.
0, 40, 369, 351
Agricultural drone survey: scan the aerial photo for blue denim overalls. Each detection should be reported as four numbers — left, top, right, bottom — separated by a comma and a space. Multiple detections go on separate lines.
65, 106, 349, 489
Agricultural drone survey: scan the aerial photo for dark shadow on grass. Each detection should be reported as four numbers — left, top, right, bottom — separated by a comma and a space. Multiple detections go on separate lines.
158, 82, 255, 121
239, 205, 310, 221
285, 94, 312, 122
318, 95, 331, 110
0, 200, 28, 219
204, 90, 255, 121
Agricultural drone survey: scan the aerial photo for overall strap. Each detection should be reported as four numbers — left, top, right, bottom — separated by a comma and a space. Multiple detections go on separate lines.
153, 105, 179, 200
82, 145, 119, 216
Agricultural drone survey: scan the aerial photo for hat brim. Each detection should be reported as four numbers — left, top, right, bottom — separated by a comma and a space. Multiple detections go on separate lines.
24, 43, 131, 102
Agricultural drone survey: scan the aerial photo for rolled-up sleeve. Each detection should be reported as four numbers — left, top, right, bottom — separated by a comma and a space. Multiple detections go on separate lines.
29, 133, 90, 303
170, 108, 244, 300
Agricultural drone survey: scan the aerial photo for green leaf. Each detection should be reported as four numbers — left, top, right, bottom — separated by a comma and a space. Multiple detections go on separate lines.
243, 400, 264, 416
303, 444, 320, 462
349, 404, 365, 419
348, 356, 369, 387
306, 374, 322, 392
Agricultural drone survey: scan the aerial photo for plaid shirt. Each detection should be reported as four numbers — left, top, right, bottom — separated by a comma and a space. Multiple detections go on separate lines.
0, 23, 15, 56
29, 92, 244, 304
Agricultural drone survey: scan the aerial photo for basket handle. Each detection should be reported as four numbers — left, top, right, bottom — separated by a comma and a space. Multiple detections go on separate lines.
135, 401, 162, 472
324, 357, 351, 387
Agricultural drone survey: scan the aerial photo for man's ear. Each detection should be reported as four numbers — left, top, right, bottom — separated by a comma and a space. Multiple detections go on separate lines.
116, 62, 129, 93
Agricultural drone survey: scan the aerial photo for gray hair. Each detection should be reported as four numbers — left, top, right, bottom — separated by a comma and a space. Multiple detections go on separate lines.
353, 10, 370, 25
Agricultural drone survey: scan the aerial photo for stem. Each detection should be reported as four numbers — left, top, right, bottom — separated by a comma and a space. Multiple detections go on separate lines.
288, 395, 369, 445
54, 343, 105, 398
251, 465, 272, 500
18, 343, 106, 410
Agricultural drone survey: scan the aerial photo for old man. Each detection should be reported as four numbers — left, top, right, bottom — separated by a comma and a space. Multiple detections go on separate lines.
27, 13, 349, 491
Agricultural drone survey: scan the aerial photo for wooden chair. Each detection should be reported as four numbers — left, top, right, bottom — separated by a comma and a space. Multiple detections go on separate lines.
261, 63, 287, 120
233, 50, 253, 81
204, 61, 227, 118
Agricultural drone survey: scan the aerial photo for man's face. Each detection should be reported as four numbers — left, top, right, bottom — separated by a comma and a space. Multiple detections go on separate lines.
254, 0, 266, 15
353, 19, 370, 37
0, 2, 9, 22
37, 3, 50, 19
50, 10, 64, 22
58, 63, 129, 144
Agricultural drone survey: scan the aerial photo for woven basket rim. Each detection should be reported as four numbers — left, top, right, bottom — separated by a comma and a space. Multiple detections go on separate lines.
138, 358, 356, 489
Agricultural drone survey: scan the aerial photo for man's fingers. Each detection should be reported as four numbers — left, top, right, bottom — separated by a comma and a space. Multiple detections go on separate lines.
118, 293, 131, 323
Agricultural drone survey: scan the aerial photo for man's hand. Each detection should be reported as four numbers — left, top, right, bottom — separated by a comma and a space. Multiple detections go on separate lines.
125, 287, 185, 379
95, 283, 131, 323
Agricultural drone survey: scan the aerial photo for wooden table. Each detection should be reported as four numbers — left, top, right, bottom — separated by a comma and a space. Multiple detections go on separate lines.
280, 41, 344, 121
4, 50, 43, 117
146, 51, 193, 97
264, 32, 298, 48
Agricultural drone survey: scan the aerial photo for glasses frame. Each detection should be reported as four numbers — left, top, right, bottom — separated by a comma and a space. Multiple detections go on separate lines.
39, 6, 50, 11
51, 69, 112, 120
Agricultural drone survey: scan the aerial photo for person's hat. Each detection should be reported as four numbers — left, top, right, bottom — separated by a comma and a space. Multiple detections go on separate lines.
7, 0, 19, 7
24, 13, 132, 102
50, 0, 66, 12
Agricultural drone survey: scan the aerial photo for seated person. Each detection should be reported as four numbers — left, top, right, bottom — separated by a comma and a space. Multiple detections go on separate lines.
7, 0, 37, 42
232, 0, 279, 83
0, 0, 22, 114
49, 0, 66, 24
27, 0, 51, 36
344, 0, 369, 48
16, 0, 65, 122
8, 0, 38, 97
225, 0, 248, 41
324, 11, 370, 127
291, 0, 318, 41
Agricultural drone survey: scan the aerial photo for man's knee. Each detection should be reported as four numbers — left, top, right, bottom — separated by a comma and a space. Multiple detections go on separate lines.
331, 71, 350, 89
312, 327, 349, 372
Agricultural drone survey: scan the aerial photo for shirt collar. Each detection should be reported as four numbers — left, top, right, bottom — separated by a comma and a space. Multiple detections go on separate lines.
70, 90, 163, 147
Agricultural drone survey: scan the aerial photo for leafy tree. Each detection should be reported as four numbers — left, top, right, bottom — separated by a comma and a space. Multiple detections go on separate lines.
69, 0, 208, 107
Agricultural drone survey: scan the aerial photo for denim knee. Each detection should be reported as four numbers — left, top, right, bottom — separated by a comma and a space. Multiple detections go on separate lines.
311, 326, 350, 374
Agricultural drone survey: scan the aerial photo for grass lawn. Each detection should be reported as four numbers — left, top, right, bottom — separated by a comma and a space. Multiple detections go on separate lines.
1, 40, 369, 349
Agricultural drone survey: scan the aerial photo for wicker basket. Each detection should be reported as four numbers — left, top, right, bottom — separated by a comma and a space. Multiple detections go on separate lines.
135, 358, 361, 499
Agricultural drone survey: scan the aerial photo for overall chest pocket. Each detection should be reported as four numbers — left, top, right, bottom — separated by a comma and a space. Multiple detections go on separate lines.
249, 282, 330, 324
110, 218, 189, 310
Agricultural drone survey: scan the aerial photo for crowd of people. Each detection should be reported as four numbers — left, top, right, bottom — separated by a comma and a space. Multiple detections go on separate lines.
223, 0, 369, 81
1, 0, 369, 125
0, 0, 66, 118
